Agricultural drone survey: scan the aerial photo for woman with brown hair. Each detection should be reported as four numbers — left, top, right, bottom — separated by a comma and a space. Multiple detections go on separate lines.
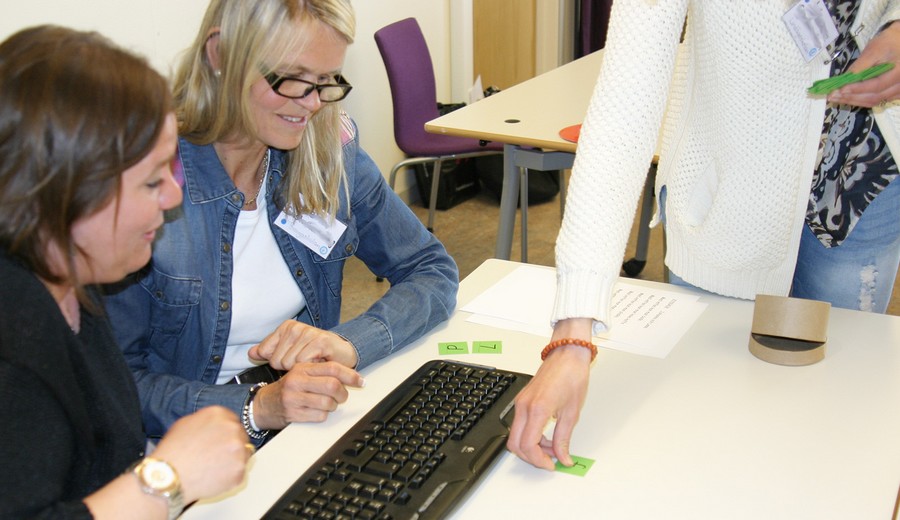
0, 25, 250, 519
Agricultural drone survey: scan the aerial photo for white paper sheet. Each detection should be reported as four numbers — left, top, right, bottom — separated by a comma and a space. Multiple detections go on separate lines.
461, 264, 707, 358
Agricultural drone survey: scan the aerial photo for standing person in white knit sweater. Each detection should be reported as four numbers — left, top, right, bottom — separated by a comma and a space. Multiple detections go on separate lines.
508, 0, 900, 470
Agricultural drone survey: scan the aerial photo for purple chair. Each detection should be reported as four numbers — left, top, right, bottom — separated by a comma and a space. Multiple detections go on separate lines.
374, 17, 502, 231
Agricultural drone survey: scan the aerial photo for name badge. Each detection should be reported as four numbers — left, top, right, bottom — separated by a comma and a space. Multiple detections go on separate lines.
275, 209, 348, 259
783, 0, 838, 62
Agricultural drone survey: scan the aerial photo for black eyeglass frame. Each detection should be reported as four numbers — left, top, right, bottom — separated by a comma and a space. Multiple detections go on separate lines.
263, 72, 353, 102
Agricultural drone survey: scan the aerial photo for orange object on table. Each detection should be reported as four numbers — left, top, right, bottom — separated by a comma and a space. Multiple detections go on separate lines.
559, 123, 582, 143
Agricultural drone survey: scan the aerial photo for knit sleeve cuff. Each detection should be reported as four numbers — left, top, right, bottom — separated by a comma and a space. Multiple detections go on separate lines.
552, 268, 617, 335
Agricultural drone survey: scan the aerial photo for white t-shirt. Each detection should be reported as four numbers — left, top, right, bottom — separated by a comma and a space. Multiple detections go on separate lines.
216, 172, 307, 384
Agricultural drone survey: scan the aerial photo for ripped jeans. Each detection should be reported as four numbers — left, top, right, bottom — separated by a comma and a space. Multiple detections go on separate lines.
791, 176, 900, 313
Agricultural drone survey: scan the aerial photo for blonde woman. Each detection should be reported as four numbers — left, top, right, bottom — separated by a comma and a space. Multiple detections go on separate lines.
104, 0, 458, 445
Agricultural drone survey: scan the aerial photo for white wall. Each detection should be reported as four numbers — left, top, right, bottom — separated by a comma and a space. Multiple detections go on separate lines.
345, 0, 457, 199
0, 1, 209, 76
0, 0, 460, 200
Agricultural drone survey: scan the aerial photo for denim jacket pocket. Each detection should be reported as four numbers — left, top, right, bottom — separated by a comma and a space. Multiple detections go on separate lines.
139, 268, 202, 337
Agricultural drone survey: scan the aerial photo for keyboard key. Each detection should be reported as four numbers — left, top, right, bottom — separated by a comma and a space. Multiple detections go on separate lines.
376, 488, 396, 503
307, 473, 328, 487
344, 447, 378, 472
361, 484, 379, 499
343, 480, 363, 496
395, 462, 420, 482
344, 441, 366, 457
408, 474, 426, 489
364, 461, 400, 479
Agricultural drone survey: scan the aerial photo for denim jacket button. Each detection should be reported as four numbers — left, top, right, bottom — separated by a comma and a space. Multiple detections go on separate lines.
220, 300, 230, 311
295, 268, 304, 277
211, 355, 222, 364
344, 243, 353, 254
223, 243, 231, 253
230, 193, 242, 204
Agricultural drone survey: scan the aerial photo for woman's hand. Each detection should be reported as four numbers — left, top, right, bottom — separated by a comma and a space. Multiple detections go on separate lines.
249, 320, 359, 369
251, 361, 365, 430
829, 21, 900, 107
507, 318, 594, 470
151, 406, 250, 504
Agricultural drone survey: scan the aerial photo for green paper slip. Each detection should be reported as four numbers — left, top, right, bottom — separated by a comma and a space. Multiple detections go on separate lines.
438, 342, 469, 355
472, 341, 502, 354
808, 62, 894, 95
555, 455, 595, 476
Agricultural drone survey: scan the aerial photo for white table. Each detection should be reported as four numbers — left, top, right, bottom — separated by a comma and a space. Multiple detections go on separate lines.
183, 259, 900, 519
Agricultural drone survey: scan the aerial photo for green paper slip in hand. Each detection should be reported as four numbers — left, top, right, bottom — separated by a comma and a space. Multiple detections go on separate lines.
438, 342, 469, 355
808, 62, 895, 95
472, 341, 502, 354
555, 455, 595, 476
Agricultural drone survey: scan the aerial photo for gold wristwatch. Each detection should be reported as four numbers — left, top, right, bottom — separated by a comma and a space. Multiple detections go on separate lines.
131, 457, 184, 520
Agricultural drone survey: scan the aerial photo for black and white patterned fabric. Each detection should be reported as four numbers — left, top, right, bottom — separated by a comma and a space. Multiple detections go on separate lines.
807, 0, 899, 247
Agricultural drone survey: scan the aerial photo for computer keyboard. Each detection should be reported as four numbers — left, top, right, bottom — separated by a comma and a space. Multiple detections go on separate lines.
262, 359, 532, 520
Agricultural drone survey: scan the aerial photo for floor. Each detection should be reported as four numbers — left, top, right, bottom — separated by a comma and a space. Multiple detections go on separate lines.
340, 181, 900, 322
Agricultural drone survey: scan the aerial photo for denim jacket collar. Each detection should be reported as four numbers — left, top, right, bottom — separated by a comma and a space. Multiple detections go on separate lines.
177, 137, 287, 207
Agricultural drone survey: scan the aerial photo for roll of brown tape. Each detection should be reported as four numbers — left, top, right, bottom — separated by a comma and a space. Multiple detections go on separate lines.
748, 294, 830, 366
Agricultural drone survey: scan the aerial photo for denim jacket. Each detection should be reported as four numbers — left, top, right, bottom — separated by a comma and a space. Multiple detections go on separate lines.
103, 117, 458, 437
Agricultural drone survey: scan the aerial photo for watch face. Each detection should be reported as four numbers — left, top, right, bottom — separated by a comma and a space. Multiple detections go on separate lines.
141, 460, 177, 491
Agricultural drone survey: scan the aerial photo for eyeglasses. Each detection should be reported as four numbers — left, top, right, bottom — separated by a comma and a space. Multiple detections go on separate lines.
263, 73, 352, 102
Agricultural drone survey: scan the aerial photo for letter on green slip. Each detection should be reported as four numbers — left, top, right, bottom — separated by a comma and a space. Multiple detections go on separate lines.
439, 342, 469, 355
555, 455, 595, 476
472, 341, 502, 354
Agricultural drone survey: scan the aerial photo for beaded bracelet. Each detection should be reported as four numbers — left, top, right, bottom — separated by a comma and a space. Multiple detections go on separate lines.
241, 382, 269, 440
540, 338, 598, 362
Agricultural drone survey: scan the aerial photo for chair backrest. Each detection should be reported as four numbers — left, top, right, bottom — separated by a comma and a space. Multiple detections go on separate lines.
374, 18, 441, 156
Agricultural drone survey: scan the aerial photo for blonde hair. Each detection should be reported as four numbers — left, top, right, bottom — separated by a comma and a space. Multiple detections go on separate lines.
172, 0, 355, 217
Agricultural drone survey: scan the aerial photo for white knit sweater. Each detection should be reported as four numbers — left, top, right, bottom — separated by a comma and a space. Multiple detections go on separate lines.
554, 0, 900, 333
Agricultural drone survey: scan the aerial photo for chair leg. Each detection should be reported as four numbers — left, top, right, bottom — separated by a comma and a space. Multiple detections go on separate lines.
388, 162, 404, 191
426, 159, 443, 232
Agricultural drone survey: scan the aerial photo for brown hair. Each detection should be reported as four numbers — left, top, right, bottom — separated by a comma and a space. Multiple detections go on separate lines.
0, 25, 172, 289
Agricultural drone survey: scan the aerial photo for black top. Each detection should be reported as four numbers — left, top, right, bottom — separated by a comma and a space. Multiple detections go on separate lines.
0, 251, 145, 519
